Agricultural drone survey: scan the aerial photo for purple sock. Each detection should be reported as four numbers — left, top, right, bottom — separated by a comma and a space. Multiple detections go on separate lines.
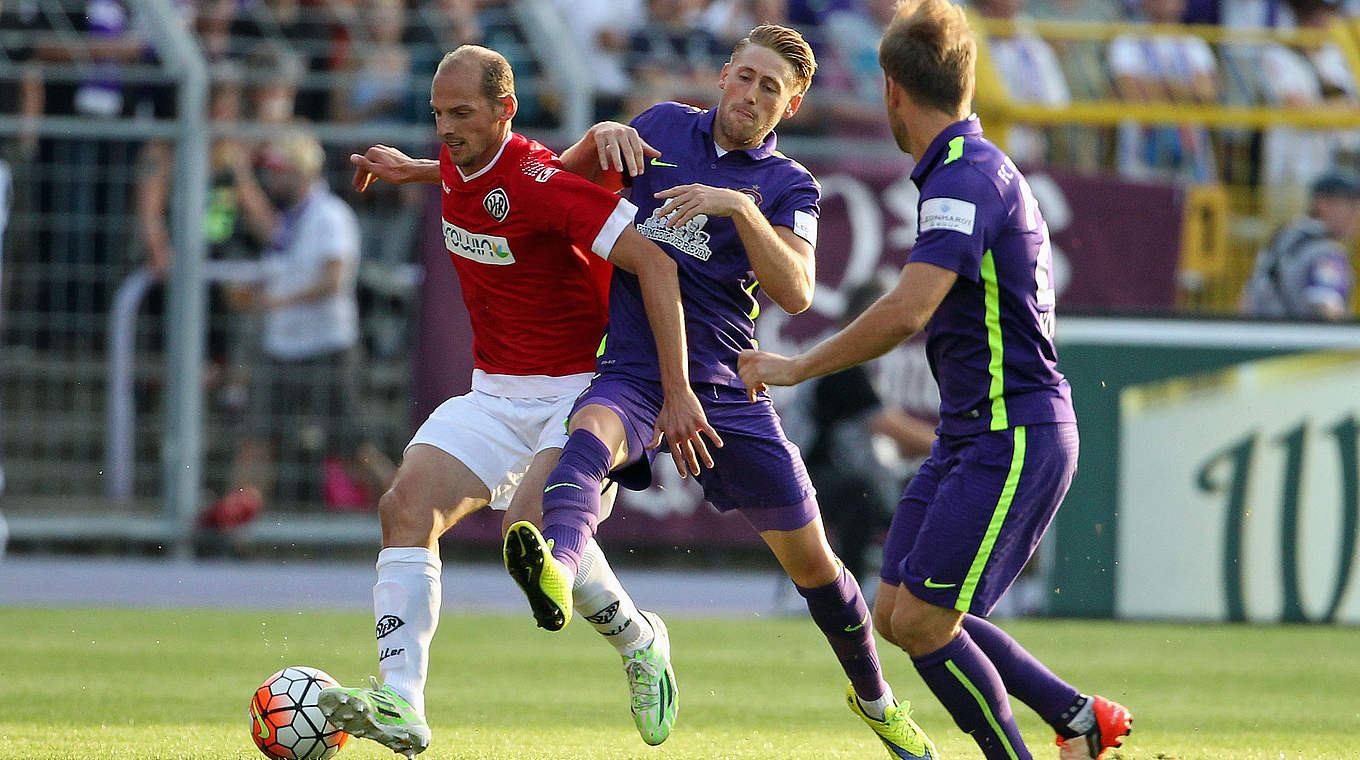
795, 566, 888, 701
541, 429, 611, 578
962, 615, 1085, 736
911, 629, 1031, 760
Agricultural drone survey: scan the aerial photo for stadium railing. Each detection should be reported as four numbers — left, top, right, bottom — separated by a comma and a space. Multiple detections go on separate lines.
971, 15, 1360, 313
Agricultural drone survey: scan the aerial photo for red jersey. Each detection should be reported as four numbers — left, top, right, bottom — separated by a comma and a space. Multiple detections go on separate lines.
439, 132, 634, 377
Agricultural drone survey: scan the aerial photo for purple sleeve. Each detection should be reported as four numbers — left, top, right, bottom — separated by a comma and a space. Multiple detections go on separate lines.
907, 166, 1003, 283
767, 175, 820, 232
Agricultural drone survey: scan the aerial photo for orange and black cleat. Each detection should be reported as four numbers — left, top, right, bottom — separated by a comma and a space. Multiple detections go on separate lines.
1056, 695, 1132, 760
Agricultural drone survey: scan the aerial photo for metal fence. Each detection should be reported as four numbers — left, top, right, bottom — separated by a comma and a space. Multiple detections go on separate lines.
0, 0, 595, 555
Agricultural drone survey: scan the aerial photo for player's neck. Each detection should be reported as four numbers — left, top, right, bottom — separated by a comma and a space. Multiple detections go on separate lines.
907, 108, 968, 161
460, 126, 513, 178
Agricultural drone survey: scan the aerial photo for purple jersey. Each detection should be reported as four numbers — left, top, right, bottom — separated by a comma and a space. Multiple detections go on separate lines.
597, 102, 821, 386
907, 118, 1075, 436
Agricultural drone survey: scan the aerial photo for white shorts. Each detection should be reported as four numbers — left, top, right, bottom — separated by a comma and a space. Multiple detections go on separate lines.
407, 371, 614, 514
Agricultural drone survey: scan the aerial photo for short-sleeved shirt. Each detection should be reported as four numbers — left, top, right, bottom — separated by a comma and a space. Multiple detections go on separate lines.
439, 132, 637, 380
598, 102, 821, 387
1242, 215, 1355, 319
262, 183, 361, 360
906, 117, 1075, 436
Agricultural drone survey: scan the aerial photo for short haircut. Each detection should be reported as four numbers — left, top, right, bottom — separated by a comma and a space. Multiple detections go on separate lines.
265, 129, 325, 180
878, 0, 976, 115
436, 45, 515, 103
731, 24, 817, 95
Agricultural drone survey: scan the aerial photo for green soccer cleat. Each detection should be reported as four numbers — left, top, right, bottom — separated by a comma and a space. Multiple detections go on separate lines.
503, 520, 574, 631
317, 677, 431, 758
622, 611, 678, 745
847, 683, 940, 760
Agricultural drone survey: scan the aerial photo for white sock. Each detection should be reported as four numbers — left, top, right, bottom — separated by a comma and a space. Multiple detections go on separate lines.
573, 538, 653, 655
858, 684, 896, 721
373, 546, 441, 717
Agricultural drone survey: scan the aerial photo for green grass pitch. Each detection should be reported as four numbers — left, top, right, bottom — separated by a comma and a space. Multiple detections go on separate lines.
0, 607, 1356, 759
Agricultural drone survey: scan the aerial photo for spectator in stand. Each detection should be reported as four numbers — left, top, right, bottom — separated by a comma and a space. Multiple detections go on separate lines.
135, 64, 257, 406
1242, 168, 1360, 320
973, 0, 1073, 167
229, 0, 335, 121
201, 129, 395, 531
624, 0, 726, 112
697, 0, 789, 47
551, 0, 646, 120
332, 0, 412, 124
1256, 0, 1360, 213
1108, 0, 1221, 182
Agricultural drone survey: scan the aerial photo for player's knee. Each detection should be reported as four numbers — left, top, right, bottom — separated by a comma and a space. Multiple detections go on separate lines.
872, 605, 901, 648
890, 599, 961, 657
378, 483, 435, 546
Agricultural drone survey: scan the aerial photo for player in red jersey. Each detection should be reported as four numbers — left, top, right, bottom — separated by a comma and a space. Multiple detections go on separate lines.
316, 46, 714, 757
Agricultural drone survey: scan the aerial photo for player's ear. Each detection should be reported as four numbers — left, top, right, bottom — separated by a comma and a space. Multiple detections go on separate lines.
783, 92, 803, 119
499, 93, 518, 122
718, 62, 729, 89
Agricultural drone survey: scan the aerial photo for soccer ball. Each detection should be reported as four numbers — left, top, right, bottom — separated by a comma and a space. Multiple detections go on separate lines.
249, 666, 350, 760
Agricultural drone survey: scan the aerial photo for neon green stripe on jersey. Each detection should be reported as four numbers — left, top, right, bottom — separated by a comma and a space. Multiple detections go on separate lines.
945, 660, 1021, 760
980, 249, 1008, 430
596, 334, 608, 358
956, 426, 1026, 612
744, 280, 761, 320
945, 136, 965, 164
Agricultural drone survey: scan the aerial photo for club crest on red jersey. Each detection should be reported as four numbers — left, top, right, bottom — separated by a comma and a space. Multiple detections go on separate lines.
484, 187, 510, 222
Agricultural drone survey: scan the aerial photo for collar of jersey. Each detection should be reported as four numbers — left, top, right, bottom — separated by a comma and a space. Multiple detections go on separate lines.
696, 107, 779, 161
911, 115, 984, 183
456, 132, 514, 183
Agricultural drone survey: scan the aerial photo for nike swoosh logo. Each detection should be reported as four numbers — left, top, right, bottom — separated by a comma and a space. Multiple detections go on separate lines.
844, 611, 869, 632
923, 578, 957, 589
252, 707, 271, 740
649, 157, 679, 167
544, 482, 583, 493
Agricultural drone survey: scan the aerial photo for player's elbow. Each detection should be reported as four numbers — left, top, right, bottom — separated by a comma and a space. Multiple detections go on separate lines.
770, 281, 815, 315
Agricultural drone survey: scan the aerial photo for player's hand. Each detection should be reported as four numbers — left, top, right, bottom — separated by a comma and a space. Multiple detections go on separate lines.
589, 121, 661, 177
737, 349, 804, 402
649, 387, 724, 478
350, 144, 415, 192
653, 184, 751, 228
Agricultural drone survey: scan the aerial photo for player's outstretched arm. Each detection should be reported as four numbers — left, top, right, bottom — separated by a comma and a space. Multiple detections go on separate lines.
737, 261, 958, 400
607, 226, 723, 477
349, 144, 440, 192
653, 184, 815, 314
560, 121, 660, 191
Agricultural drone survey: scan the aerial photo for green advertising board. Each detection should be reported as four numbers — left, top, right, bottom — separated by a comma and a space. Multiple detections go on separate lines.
1051, 318, 1360, 623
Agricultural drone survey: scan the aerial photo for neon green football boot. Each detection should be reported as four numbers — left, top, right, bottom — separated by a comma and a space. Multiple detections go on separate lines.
503, 520, 574, 631
622, 611, 678, 745
317, 677, 430, 758
847, 682, 939, 759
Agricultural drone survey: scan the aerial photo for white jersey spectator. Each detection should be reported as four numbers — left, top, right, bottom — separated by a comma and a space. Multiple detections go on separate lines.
1243, 169, 1360, 320
260, 181, 361, 360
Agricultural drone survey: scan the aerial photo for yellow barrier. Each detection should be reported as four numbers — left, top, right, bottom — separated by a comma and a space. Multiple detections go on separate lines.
970, 16, 1360, 314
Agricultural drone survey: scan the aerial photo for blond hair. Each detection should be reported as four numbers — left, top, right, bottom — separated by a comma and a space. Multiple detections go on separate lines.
732, 24, 817, 95
878, 0, 976, 114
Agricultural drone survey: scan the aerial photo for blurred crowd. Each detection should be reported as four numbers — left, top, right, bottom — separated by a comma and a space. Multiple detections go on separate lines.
1, 0, 1359, 516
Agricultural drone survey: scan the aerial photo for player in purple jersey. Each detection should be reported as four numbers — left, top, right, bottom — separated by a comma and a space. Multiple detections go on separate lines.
501, 24, 939, 760
738, 3, 1132, 760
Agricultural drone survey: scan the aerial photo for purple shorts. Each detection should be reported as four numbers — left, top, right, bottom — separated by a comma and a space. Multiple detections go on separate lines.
572, 372, 818, 533
881, 422, 1078, 616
